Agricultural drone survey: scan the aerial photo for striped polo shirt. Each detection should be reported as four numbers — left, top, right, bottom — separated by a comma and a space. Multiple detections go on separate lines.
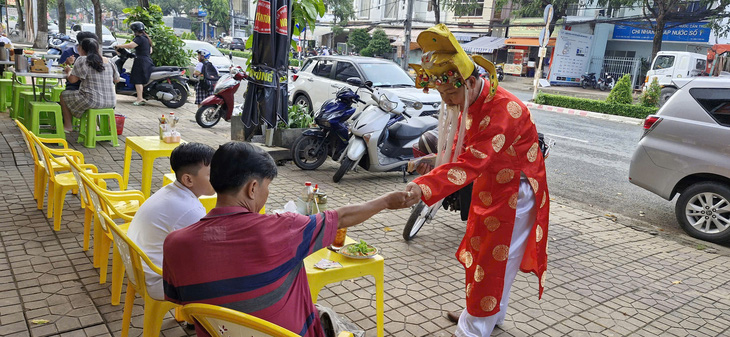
163, 207, 338, 337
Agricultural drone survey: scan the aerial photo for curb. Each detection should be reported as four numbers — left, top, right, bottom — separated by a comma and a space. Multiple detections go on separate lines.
524, 102, 643, 125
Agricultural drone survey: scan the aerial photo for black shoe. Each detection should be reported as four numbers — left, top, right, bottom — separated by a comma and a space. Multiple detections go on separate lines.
446, 311, 460, 324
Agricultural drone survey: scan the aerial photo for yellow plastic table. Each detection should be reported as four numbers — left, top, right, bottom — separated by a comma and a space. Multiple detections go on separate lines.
162, 173, 265, 214
123, 136, 185, 198
304, 237, 384, 337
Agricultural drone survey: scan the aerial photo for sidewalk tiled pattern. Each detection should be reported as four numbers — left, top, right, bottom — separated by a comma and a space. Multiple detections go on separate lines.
1, 95, 729, 336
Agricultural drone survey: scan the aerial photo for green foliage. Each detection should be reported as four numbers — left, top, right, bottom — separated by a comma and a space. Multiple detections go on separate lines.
366, 29, 392, 56
153, 0, 197, 16
640, 78, 661, 108
180, 32, 197, 40
324, 0, 354, 25
286, 104, 313, 128
348, 29, 370, 52
535, 93, 657, 119
360, 47, 373, 57
123, 5, 192, 67
202, 0, 230, 34
606, 74, 633, 105
116, 33, 133, 40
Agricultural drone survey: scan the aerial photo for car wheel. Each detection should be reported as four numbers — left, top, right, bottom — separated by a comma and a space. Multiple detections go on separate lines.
294, 94, 312, 114
659, 87, 677, 107
675, 182, 730, 244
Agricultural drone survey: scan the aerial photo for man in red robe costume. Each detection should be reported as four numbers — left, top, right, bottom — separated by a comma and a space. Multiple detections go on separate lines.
405, 24, 550, 336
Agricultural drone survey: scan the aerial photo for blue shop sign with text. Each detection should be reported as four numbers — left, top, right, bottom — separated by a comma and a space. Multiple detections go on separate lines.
612, 22, 710, 43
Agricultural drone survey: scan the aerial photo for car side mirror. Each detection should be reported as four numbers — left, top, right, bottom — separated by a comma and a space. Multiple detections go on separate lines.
346, 77, 362, 87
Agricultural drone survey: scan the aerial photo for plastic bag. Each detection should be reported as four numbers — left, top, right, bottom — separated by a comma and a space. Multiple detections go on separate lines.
315, 303, 365, 337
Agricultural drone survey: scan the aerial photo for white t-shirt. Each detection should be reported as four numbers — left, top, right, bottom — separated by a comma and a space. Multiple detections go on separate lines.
126, 181, 206, 300
195, 61, 203, 73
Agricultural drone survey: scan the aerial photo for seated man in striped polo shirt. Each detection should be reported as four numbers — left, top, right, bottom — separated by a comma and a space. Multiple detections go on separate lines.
163, 141, 415, 336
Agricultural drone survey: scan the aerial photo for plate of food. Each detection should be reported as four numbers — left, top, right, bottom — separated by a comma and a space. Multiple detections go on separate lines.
337, 240, 379, 259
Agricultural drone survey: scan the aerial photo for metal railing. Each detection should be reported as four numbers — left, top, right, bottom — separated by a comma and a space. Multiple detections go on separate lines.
589, 56, 643, 89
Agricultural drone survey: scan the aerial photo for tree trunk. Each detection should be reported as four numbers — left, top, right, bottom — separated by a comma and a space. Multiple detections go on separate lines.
33, 0, 48, 48
431, 0, 440, 24
17, 0, 24, 32
138, 0, 150, 8
651, 17, 666, 62
58, 0, 66, 34
91, 0, 102, 43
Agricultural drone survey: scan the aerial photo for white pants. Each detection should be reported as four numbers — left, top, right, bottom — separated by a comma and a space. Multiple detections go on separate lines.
455, 178, 537, 337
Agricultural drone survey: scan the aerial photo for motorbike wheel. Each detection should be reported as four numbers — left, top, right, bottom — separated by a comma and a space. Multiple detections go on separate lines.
403, 201, 435, 241
498, 73, 504, 81
291, 135, 328, 170
581, 80, 587, 89
162, 82, 188, 108
333, 158, 354, 183
195, 104, 222, 128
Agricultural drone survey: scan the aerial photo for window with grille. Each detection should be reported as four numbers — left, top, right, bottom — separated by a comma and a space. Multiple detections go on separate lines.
359, 0, 371, 19
383, 0, 399, 19
455, 0, 484, 17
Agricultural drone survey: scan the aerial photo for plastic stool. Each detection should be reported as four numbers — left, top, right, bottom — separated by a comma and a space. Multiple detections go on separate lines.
28, 101, 65, 140
78, 108, 119, 148
21, 92, 51, 127
0, 79, 11, 112
72, 116, 81, 132
51, 86, 65, 102
2, 71, 11, 79
10, 85, 33, 120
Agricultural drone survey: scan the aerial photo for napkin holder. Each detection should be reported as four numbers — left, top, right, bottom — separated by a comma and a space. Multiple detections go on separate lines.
30, 58, 49, 73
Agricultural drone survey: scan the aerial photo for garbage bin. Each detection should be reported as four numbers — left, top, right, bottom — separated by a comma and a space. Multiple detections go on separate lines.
115, 114, 126, 135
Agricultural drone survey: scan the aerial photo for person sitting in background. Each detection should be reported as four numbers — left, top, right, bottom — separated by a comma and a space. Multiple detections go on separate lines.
59, 31, 99, 91
163, 142, 416, 337
126, 142, 215, 300
60, 39, 119, 132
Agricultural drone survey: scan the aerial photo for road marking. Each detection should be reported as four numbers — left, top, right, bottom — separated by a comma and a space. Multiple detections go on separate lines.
544, 133, 589, 144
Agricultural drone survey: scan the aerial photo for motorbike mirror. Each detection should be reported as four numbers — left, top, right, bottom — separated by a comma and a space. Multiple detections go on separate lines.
346, 77, 363, 87
365, 80, 373, 88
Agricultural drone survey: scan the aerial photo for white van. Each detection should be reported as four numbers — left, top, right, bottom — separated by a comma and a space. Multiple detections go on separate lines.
645, 51, 707, 106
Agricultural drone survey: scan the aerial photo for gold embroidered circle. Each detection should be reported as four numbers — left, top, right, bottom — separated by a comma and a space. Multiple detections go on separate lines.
527, 142, 539, 163
474, 265, 485, 282
479, 116, 491, 131
484, 216, 500, 231
508, 192, 518, 209
419, 184, 432, 200
465, 114, 473, 130
492, 134, 505, 152
507, 101, 522, 119
480, 296, 497, 312
540, 191, 547, 208
470, 147, 487, 159
496, 168, 514, 184
528, 177, 539, 192
466, 283, 474, 298
479, 191, 492, 206
493, 245, 509, 262
447, 167, 467, 185
470, 236, 481, 251
536, 225, 544, 242
459, 249, 473, 268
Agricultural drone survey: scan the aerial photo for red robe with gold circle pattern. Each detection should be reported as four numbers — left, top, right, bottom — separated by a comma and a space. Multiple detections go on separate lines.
412, 79, 549, 317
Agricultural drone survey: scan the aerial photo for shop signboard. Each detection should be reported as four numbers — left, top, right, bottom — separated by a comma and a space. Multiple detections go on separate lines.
548, 30, 593, 86
612, 21, 710, 43
504, 63, 523, 75
508, 18, 560, 38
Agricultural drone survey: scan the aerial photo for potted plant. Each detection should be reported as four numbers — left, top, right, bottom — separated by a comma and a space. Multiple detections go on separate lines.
273, 105, 313, 148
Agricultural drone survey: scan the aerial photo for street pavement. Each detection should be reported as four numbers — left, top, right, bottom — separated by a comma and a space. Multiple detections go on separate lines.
1, 90, 730, 336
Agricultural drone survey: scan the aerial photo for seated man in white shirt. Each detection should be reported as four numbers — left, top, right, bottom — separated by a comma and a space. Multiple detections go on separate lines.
126, 142, 215, 300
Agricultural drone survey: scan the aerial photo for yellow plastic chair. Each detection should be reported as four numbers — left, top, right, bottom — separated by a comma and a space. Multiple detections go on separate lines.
102, 212, 182, 337
30, 130, 93, 231
65, 155, 134, 253
14, 120, 78, 207
81, 172, 145, 305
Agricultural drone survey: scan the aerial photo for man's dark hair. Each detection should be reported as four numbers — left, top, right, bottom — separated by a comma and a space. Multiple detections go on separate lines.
170, 143, 215, 181
470, 65, 479, 79
76, 31, 98, 44
210, 142, 278, 195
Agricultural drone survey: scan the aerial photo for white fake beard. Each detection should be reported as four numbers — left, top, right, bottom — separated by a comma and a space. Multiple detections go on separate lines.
435, 86, 470, 166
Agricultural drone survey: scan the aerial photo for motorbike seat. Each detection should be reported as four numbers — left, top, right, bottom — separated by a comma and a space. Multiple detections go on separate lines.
151, 66, 180, 72
586, 72, 595, 76
388, 117, 437, 141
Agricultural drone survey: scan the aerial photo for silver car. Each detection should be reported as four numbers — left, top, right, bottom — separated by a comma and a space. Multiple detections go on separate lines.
629, 77, 730, 243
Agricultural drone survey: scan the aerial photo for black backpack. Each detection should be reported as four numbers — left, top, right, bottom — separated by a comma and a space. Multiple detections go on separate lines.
200, 61, 220, 90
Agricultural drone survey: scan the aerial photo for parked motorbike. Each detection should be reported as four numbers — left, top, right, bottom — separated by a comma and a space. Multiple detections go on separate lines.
599, 72, 615, 91
47, 34, 75, 56
580, 72, 598, 89
195, 67, 248, 128
113, 48, 189, 108
333, 78, 438, 183
496, 64, 505, 81
403, 133, 556, 241
291, 82, 364, 170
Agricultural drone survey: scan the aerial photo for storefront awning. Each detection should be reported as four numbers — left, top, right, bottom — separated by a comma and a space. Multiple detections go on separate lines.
461, 36, 507, 54
504, 37, 556, 47
453, 32, 480, 42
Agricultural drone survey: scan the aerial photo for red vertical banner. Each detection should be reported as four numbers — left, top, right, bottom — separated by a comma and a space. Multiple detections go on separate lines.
254, 0, 272, 34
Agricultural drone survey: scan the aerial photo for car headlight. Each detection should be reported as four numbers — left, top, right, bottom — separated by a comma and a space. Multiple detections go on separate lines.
379, 94, 397, 112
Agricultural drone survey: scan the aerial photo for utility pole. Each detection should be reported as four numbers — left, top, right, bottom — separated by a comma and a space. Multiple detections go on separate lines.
229, 0, 234, 36
532, 4, 553, 101
401, 0, 415, 70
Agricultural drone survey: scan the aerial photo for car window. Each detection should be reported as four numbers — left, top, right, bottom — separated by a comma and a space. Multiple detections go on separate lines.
690, 88, 730, 126
653, 55, 675, 70
334, 61, 360, 82
696, 59, 707, 71
183, 41, 224, 56
301, 59, 315, 72
359, 62, 414, 87
313, 60, 334, 78
82, 24, 112, 35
